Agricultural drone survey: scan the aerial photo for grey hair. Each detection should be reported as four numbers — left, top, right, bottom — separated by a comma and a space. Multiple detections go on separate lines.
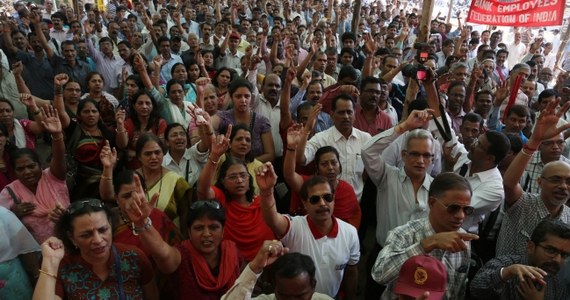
511, 63, 530, 74
404, 129, 435, 151
449, 62, 469, 73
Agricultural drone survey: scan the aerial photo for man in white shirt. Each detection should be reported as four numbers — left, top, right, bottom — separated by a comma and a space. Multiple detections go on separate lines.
507, 32, 527, 68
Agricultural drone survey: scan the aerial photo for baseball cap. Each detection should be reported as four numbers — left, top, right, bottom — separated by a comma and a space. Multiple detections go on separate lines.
393, 255, 447, 300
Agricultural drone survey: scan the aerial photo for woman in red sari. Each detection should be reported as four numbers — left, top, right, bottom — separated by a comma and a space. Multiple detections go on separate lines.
197, 125, 275, 262
124, 175, 244, 300
284, 124, 361, 229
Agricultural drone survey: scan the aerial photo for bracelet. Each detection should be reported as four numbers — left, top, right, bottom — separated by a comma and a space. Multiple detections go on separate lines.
54, 86, 63, 96
115, 129, 127, 134
101, 175, 112, 181
286, 147, 296, 151
523, 144, 537, 152
33, 109, 42, 116
521, 148, 534, 157
51, 134, 64, 142
132, 217, 152, 236
39, 269, 57, 279
209, 156, 220, 164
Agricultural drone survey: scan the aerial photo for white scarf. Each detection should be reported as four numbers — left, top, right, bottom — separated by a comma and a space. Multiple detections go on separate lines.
13, 119, 26, 148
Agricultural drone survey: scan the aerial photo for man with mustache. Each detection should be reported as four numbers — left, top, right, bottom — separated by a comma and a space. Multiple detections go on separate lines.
372, 172, 478, 299
471, 219, 570, 299
258, 167, 360, 300
496, 99, 570, 257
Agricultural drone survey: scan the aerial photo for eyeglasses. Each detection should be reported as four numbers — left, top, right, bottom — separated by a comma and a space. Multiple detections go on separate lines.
541, 140, 566, 147
536, 244, 570, 259
190, 200, 221, 210
225, 172, 249, 182
435, 200, 475, 216
67, 199, 104, 215
540, 176, 570, 187
404, 150, 434, 160
308, 193, 334, 205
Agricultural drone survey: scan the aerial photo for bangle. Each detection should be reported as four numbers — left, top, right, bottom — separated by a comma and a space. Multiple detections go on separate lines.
523, 144, 537, 152
39, 269, 57, 279
101, 175, 112, 181
132, 217, 152, 235
51, 134, 64, 142
286, 147, 296, 151
209, 156, 220, 164
115, 129, 126, 134
521, 148, 534, 157
54, 86, 63, 96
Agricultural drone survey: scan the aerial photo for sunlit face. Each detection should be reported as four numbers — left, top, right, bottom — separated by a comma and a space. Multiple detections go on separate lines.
134, 94, 153, 118
402, 138, 434, 179
303, 182, 335, 223
230, 129, 252, 159
69, 211, 112, 261
521, 81, 536, 98
138, 141, 164, 170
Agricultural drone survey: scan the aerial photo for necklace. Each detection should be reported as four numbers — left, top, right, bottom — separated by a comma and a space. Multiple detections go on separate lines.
142, 168, 164, 207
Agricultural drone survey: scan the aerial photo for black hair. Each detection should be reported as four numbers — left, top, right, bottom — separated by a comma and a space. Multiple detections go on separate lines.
129, 91, 161, 132
272, 253, 317, 288
164, 122, 187, 142
229, 123, 254, 163
214, 156, 255, 203
462, 112, 483, 127
228, 77, 254, 96
331, 93, 354, 112
428, 172, 472, 198
531, 219, 570, 245
55, 199, 115, 254
314, 146, 342, 176
10, 148, 40, 169
485, 131, 511, 165
360, 76, 382, 91
187, 204, 226, 228
135, 133, 166, 158
537, 89, 559, 104
299, 176, 330, 201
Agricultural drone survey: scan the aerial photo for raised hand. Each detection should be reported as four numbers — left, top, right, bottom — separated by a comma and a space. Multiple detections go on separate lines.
531, 99, 570, 143
494, 80, 509, 105
54, 73, 70, 86
133, 53, 146, 73
40, 237, 65, 265
442, 142, 461, 171
115, 109, 126, 127
29, 11, 40, 25
195, 77, 211, 95
124, 174, 158, 226
304, 103, 322, 131
255, 162, 278, 191
11, 61, 23, 77
196, 52, 205, 67
41, 106, 62, 134
339, 85, 360, 98
287, 123, 304, 148
210, 124, 232, 159
285, 66, 296, 84
152, 55, 164, 70
19, 93, 34, 107
504, 264, 547, 286
186, 102, 209, 126
99, 140, 117, 169
404, 108, 435, 130
249, 240, 289, 273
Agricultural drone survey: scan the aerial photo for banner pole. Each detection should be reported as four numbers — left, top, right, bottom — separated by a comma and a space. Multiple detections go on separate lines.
446, 0, 454, 23
417, 0, 435, 42
555, 18, 570, 71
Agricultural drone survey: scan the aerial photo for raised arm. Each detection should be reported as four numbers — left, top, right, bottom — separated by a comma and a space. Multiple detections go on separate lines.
19, 94, 45, 136
53, 74, 71, 128
98, 140, 117, 202
295, 104, 320, 165
279, 67, 296, 131
30, 12, 54, 60
33, 237, 64, 300
503, 100, 570, 207
283, 124, 306, 193
197, 126, 232, 200
43, 106, 66, 180
125, 175, 182, 274
257, 162, 289, 237
115, 109, 128, 149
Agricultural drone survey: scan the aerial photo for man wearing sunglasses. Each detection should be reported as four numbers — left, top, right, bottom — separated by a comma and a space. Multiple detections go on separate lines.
372, 172, 478, 300
471, 219, 570, 299
258, 164, 360, 300
497, 99, 570, 257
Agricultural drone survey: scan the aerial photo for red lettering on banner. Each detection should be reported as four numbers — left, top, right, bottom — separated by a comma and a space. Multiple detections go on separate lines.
467, 0, 563, 26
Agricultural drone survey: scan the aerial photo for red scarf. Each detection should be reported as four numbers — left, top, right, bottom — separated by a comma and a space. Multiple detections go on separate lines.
501, 74, 524, 123
185, 239, 240, 292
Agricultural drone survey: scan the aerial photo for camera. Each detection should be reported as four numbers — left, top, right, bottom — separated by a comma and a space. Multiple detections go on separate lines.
401, 43, 431, 81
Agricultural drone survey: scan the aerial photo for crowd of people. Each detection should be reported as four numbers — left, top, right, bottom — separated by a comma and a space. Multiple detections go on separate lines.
1, 0, 570, 299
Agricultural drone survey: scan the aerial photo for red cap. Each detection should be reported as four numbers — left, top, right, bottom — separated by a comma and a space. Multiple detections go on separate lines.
229, 32, 241, 40
393, 255, 447, 300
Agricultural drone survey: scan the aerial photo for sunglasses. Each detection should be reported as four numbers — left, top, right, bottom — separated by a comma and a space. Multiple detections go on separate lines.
308, 193, 334, 205
190, 200, 221, 210
67, 199, 104, 215
435, 200, 474, 216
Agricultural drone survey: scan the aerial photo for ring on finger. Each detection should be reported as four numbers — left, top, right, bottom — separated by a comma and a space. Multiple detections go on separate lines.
268, 245, 273, 252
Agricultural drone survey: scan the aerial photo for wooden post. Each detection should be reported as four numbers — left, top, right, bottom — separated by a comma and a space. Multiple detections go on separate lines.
72, 0, 80, 21
351, 0, 361, 34
446, 0, 454, 23
555, 18, 570, 70
417, 0, 435, 43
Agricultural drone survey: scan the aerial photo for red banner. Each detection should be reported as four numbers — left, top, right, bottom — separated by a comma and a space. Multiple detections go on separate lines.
466, 0, 564, 27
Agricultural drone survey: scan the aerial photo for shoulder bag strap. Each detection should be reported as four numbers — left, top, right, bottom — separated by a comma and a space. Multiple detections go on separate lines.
112, 245, 126, 300
6, 186, 20, 204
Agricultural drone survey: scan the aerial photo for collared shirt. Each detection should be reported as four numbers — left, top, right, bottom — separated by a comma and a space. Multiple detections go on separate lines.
49, 28, 67, 43
162, 144, 209, 185
16, 50, 55, 100
471, 255, 568, 300
447, 108, 466, 136
521, 152, 570, 194
383, 103, 399, 126
86, 36, 124, 92
289, 90, 333, 133
281, 216, 360, 297
216, 48, 244, 72
373, 218, 470, 300
51, 56, 91, 93
304, 126, 371, 200
253, 95, 282, 157
451, 157, 505, 233
362, 127, 433, 245
496, 193, 570, 256
354, 104, 395, 136
160, 54, 183, 84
